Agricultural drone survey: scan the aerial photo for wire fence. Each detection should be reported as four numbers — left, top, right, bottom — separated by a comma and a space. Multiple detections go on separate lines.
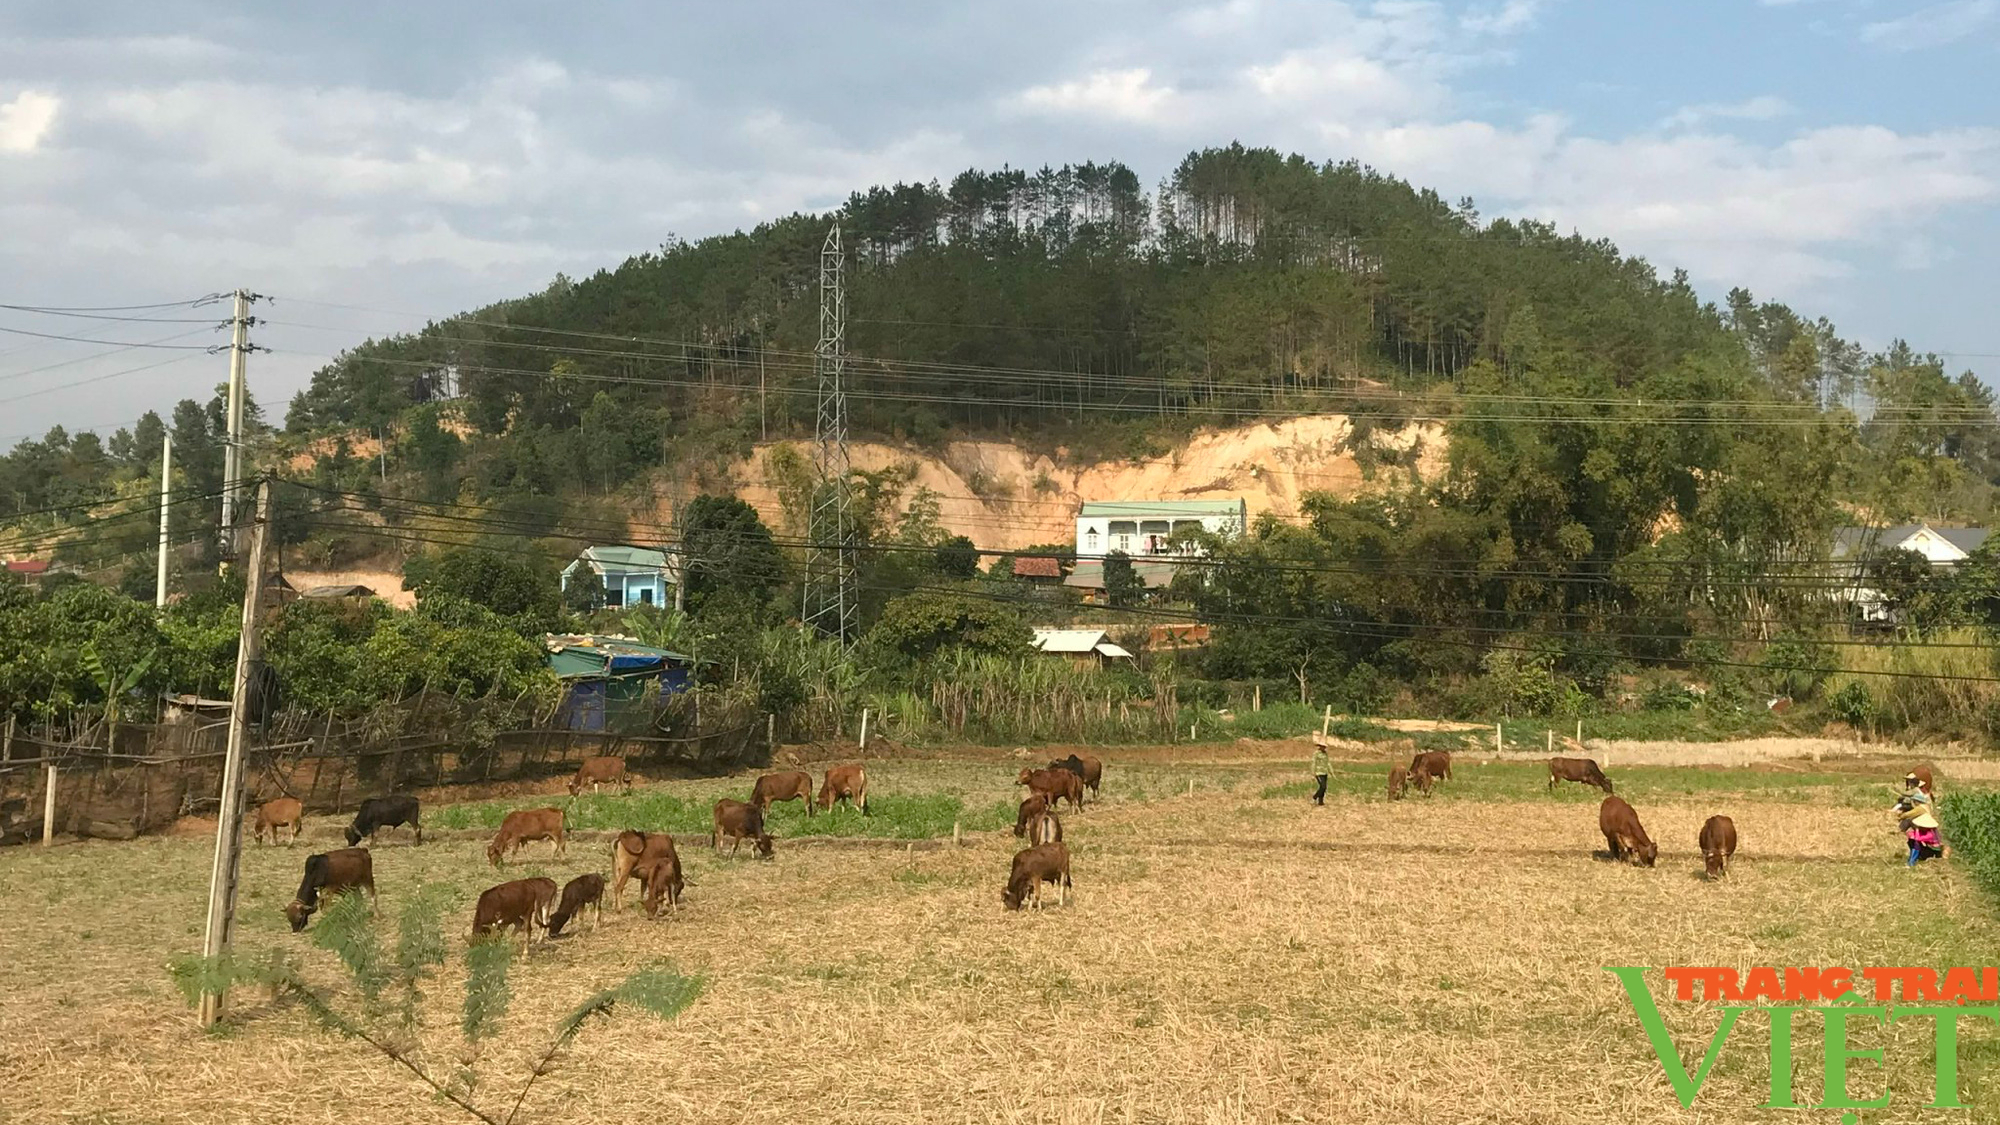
0, 694, 769, 845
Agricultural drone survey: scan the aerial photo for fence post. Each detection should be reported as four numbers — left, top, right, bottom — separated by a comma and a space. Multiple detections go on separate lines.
953, 820, 961, 847
1576, 720, 1583, 744
766, 713, 776, 755
1546, 729, 1553, 754
1321, 705, 1332, 738
1495, 722, 1503, 752
2, 713, 13, 761
859, 708, 870, 750
42, 762, 57, 845
1252, 684, 1262, 712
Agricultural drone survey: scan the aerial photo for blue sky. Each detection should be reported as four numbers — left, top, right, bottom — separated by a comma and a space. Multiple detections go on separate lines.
1, 0, 1996, 440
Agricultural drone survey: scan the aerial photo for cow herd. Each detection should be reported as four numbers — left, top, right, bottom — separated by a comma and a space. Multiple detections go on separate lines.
1386, 747, 1739, 877
269, 757, 891, 947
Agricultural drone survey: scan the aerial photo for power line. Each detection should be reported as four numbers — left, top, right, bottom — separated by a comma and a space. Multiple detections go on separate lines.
0, 323, 220, 349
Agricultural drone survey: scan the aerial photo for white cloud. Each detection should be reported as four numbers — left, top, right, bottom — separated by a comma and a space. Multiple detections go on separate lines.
1012, 68, 1179, 124
1660, 95, 1794, 130
1461, 0, 1544, 35
0, 90, 59, 153
1861, 0, 1998, 50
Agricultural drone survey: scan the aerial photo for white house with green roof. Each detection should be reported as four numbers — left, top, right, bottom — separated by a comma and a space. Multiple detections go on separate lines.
561, 545, 680, 608
1065, 499, 1245, 595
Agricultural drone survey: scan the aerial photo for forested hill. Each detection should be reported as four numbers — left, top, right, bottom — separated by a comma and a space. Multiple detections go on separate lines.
288, 144, 1801, 443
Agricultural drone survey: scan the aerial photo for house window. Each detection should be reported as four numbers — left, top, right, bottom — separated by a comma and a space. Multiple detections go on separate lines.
1084, 527, 1099, 554
638, 587, 654, 606
1109, 520, 1136, 553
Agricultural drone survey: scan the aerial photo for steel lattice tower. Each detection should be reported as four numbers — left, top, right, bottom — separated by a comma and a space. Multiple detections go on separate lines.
803, 224, 858, 643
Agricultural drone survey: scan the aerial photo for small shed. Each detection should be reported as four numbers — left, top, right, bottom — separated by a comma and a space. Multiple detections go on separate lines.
301, 583, 377, 600
1011, 555, 1064, 583
543, 633, 698, 731
1031, 628, 1135, 669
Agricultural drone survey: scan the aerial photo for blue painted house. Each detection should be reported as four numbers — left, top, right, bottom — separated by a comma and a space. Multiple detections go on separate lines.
561, 545, 680, 608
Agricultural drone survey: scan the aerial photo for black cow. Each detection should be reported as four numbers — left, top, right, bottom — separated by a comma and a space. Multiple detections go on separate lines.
345, 794, 422, 846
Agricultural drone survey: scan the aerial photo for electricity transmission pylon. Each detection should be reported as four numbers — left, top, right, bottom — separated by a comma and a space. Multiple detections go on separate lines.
803, 223, 858, 644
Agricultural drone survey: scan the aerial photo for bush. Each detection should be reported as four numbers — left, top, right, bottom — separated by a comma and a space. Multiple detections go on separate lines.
1641, 681, 1700, 712
1942, 791, 2000, 910
1829, 681, 1875, 729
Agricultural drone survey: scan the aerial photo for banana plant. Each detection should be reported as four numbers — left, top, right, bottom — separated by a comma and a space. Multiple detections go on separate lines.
81, 642, 156, 728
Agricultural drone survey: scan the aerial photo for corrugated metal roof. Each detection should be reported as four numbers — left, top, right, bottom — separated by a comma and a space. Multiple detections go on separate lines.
543, 633, 698, 678
1078, 499, 1245, 518
1033, 628, 1109, 653
578, 545, 671, 570
1095, 642, 1135, 659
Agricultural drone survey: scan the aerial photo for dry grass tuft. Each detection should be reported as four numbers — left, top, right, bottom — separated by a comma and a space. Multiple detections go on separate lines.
2, 758, 1996, 1124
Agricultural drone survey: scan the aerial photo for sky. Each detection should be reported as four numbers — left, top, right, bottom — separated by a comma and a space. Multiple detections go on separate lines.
1, 0, 1997, 442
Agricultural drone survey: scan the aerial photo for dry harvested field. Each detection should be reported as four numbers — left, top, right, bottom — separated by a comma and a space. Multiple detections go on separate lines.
3, 755, 1999, 1125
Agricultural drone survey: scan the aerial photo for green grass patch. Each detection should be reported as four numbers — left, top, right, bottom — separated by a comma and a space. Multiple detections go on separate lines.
1259, 761, 1890, 805
431, 789, 1016, 840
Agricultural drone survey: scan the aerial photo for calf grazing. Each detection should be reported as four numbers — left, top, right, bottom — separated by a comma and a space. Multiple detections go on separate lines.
1599, 796, 1658, 867
1047, 754, 1104, 798
472, 877, 559, 943
818, 764, 869, 814
642, 857, 685, 918
712, 798, 774, 858
1017, 767, 1084, 810
1548, 757, 1614, 794
1013, 794, 1049, 837
567, 756, 629, 796
344, 794, 422, 847
487, 807, 566, 867
546, 873, 606, 937
1002, 842, 1072, 910
752, 770, 815, 816
1386, 767, 1408, 801
1409, 763, 1438, 796
1025, 811, 1063, 846
1698, 815, 1737, 879
254, 797, 303, 845
1407, 751, 1453, 785
285, 848, 376, 932
611, 830, 684, 913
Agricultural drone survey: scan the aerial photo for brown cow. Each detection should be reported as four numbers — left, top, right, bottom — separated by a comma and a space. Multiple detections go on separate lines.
1024, 811, 1063, 847
752, 770, 815, 817
254, 797, 303, 845
1548, 757, 1614, 794
1386, 767, 1408, 801
1013, 794, 1049, 837
547, 873, 606, 937
819, 764, 869, 814
473, 877, 559, 943
712, 798, 774, 858
1002, 842, 1072, 910
1047, 754, 1104, 798
1698, 815, 1737, 879
1017, 767, 1084, 810
1408, 751, 1453, 785
285, 847, 376, 932
568, 756, 630, 796
611, 830, 684, 913
643, 855, 685, 918
1409, 763, 1438, 797
1599, 796, 1658, 867
487, 807, 566, 867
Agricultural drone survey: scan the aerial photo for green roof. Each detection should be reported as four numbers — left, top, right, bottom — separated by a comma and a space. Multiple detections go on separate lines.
1078, 500, 1245, 518
543, 633, 697, 678
573, 545, 670, 571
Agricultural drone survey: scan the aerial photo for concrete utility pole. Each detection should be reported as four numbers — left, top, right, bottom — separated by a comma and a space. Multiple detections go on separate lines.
155, 434, 172, 610
218, 290, 262, 561
198, 478, 270, 1027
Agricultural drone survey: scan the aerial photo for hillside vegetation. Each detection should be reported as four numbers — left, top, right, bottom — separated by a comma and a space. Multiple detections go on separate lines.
6, 144, 2000, 745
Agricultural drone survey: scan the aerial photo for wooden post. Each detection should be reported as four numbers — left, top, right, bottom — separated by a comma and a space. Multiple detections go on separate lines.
952, 820, 961, 847
1495, 722, 1503, 751
1252, 684, 1262, 712
199, 479, 270, 1027
1576, 720, 1583, 743
766, 713, 776, 755
42, 762, 57, 845
859, 708, 870, 750
1320, 705, 1332, 738
1188, 777, 1195, 797
2, 713, 12, 761
1546, 729, 1553, 754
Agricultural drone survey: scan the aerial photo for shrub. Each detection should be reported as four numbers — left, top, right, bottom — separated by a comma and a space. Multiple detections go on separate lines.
1829, 681, 1875, 729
